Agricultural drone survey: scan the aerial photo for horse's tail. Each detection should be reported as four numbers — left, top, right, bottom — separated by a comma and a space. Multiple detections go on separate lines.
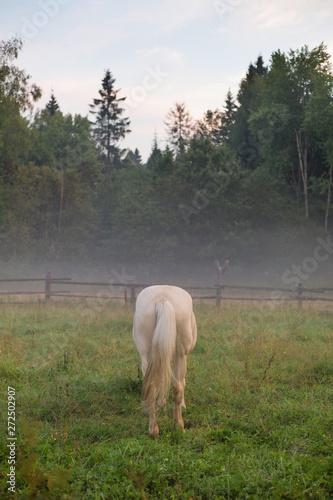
142, 300, 176, 409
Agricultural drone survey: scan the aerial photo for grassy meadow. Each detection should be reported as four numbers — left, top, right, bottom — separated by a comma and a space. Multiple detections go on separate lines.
0, 299, 333, 499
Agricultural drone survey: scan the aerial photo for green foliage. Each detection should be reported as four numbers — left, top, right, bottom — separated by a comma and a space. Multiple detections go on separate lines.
304, 72, 333, 165
0, 36, 41, 110
229, 56, 267, 170
123, 148, 143, 168
1, 37, 333, 266
1, 164, 59, 257
0, 99, 30, 180
246, 43, 333, 220
146, 134, 163, 171
1, 163, 98, 260
29, 108, 99, 175
101, 167, 179, 263
196, 108, 224, 145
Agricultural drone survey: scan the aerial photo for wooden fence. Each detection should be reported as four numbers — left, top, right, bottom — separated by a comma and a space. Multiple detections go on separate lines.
0, 269, 333, 310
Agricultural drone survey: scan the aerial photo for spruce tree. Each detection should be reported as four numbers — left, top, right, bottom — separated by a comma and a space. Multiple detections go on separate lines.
46, 92, 60, 115
89, 70, 130, 175
220, 89, 237, 141
195, 109, 223, 145
165, 102, 194, 156
146, 132, 163, 171
229, 55, 268, 169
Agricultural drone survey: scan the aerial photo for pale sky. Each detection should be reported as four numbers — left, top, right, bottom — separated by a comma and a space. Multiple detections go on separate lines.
2, 0, 333, 160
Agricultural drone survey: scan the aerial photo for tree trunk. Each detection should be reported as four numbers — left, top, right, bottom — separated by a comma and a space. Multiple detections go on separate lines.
58, 168, 64, 231
325, 163, 333, 232
291, 160, 301, 202
295, 129, 309, 219
107, 107, 112, 175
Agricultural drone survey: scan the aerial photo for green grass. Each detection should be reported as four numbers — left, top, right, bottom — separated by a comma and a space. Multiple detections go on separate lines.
1, 300, 333, 499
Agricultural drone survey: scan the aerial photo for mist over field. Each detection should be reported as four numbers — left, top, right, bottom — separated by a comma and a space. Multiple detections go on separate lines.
1, 229, 333, 290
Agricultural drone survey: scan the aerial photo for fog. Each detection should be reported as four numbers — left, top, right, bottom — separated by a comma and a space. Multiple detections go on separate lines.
1, 229, 333, 294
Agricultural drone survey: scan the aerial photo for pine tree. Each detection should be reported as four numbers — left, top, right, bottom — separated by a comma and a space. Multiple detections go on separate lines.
220, 89, 237, 141
229, 55, 268, 169
255, 55, 268, 78
89, 70, 130, 175
123, 148, 143, 168
195, 109, 223, 145
133, 148, 142, 166
165, 102, 194, 156
146, 132, 163, 171
46, 92, 60, 115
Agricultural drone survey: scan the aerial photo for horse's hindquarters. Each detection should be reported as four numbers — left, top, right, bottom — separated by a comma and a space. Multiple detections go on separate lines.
133, 285, 197, 437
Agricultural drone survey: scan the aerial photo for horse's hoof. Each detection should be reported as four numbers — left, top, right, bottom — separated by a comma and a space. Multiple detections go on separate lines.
149, 430, 159, 438
149, 424, 159, 438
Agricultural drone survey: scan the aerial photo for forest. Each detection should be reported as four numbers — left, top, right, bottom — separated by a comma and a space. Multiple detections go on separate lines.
1, 37, 333, 277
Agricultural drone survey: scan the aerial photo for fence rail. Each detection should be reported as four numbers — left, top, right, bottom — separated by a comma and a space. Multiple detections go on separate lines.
0, 271, 333, 309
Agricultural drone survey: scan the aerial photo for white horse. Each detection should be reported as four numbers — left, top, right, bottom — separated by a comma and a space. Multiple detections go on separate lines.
133, 285, 197, 437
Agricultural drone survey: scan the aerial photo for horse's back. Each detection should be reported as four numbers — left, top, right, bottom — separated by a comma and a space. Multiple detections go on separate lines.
136, 285, 193, 317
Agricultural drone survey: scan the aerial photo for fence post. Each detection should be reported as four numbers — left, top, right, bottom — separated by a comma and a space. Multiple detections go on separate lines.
216, 286, 222, 308
130, 281, 136, 307
214, 259, 229, 308
45, 272, 52, 302
297, 283, 303, 310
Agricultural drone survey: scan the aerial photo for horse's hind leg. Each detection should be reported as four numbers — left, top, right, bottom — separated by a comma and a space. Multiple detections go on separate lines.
173, 354, 187, 431
148, 400, 159, 438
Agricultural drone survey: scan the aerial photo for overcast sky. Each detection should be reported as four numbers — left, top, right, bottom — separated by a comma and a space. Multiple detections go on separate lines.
2, 0, 333, 160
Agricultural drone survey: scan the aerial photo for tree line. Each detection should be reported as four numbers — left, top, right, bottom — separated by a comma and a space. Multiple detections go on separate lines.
0, 36, 332, 270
